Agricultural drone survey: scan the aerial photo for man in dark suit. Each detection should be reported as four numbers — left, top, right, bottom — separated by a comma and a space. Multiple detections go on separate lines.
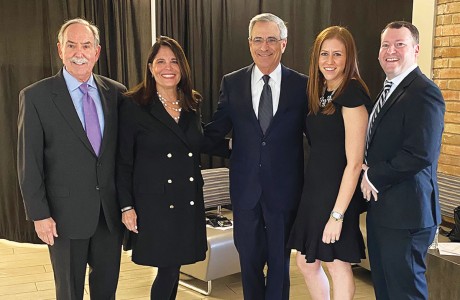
17, 18, 126, 300
361, 21, 445, 300
204, 13, 307, 300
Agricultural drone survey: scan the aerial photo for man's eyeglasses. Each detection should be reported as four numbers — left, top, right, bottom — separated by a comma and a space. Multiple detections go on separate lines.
249, 37, 284, 46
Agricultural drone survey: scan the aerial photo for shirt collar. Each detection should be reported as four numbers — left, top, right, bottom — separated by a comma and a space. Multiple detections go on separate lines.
62, 67, 96, 91
386, 64, 417, 87
253, 63, 282, 85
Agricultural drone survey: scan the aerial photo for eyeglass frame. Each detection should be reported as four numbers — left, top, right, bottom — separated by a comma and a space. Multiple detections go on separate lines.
248, 36, 285, 46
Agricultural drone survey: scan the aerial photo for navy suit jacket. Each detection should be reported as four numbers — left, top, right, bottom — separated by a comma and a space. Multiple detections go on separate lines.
204, 64, 308, 212
366, 67, 445, 229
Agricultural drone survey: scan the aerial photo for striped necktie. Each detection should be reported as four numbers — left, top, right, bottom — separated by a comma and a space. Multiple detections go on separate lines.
365, 80, 393, 157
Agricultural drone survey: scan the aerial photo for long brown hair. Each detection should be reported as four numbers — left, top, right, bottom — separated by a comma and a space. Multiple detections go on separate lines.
308, 26, 369, 115
125, 36, 201, 110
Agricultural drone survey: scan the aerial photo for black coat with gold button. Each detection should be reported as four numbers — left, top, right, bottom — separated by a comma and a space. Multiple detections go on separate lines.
116, 96, 206, 267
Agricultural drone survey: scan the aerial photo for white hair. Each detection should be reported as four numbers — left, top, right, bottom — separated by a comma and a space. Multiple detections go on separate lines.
248, 13, 288, 39
58, 18, 100, 47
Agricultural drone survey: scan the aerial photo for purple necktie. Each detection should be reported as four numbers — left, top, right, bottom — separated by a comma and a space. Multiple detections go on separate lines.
79, 83, 102, 155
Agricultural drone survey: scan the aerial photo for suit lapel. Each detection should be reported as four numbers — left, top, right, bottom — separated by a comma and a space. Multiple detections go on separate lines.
94, 75, 114, 157
178, 107, 191, 132
51, 70, 95, 154
240, 64, 263, 135
265, 65, 290, 136
368, 68, 421, 144
148, 98, 192, 148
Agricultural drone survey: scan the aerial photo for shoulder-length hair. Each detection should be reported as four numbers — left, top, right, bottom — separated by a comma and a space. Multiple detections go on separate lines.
308, 26, 369, 115
125, 36, 201, 110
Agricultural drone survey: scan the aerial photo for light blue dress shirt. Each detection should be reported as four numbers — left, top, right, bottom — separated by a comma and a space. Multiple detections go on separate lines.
62, 68, 105, 136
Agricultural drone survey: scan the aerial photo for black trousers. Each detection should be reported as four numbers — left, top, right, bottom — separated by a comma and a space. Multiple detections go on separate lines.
151, 266, 180, 299
48, 212, 122, 300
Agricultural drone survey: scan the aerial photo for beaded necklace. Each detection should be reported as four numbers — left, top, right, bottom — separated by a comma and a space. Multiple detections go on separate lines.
157, 92, 181, 121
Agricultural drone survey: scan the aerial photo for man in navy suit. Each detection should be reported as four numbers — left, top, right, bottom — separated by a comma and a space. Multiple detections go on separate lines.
204, 13, 307, 300
361, 21, 445, 300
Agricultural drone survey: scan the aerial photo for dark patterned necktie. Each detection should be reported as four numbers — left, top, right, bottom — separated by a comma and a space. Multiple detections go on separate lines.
258, 75, 273, 134
79, 83, 102, 155
365, 80, 393, 157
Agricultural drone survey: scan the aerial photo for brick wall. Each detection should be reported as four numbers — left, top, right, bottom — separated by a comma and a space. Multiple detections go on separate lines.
434, 0, 460, 175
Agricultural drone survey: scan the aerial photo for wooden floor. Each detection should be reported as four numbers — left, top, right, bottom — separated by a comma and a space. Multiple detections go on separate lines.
0, 239, 375, 299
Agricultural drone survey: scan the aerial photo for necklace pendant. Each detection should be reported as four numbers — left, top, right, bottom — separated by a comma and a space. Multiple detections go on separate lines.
319, 89, 335, 108
319, 95, 332, 108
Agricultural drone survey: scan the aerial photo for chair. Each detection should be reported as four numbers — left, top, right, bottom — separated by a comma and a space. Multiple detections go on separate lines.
179, 168, 241, 295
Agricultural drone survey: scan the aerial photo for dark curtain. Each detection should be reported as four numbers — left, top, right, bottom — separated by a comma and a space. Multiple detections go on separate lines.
1, 0, 413, 243
156, 0, 413, 168
156, 0, 332, 168
156, 0, 332, 122
0, 0, 151, 243
329, 0, 413, 101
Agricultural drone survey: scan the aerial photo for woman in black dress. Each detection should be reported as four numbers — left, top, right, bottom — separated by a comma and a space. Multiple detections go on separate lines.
288, 26, 370, 299
117, 36, 207, 299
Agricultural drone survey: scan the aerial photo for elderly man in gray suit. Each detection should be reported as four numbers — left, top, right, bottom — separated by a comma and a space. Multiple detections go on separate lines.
17, 18, 126, 300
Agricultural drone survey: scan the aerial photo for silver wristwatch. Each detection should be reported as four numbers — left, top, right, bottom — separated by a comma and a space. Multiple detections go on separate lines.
330, 211, 344, 222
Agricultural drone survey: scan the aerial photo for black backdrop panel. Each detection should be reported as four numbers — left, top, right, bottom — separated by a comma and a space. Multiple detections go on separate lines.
0, 0, 413, 242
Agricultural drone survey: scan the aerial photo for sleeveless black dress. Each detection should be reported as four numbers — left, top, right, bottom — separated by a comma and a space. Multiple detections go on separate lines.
288, 80, 370, 263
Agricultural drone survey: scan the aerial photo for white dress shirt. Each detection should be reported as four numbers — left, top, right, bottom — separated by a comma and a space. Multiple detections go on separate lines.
251, 64, 282, 117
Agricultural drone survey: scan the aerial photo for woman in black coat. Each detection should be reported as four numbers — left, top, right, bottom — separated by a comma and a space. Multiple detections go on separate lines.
116, 36, 207, 299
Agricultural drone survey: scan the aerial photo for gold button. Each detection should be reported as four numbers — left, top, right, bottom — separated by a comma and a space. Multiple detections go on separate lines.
167, 179, 172, 183
188, 152, 193, 157
167, 153, 172, 158
189, 177, 194, 182
190, 201, 195, 205
169, 205, 174, 209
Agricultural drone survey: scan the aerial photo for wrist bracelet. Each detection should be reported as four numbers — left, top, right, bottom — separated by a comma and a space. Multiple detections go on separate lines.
121, 206, 134, 213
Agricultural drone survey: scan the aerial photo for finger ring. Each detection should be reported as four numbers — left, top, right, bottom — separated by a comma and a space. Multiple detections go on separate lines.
331, 240, 335, 243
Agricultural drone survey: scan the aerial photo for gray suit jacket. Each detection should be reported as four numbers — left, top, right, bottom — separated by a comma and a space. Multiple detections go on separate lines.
17, 69, 126, 239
